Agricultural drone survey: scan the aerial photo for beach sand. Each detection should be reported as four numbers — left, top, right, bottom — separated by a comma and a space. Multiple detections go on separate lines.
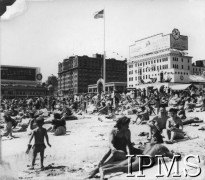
1, 112, 205, 180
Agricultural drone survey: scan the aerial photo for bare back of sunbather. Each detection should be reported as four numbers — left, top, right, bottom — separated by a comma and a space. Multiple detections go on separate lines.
99, 143, 174, 180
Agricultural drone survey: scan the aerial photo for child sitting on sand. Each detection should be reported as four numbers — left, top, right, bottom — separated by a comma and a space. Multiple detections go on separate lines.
28, 116, 51, 170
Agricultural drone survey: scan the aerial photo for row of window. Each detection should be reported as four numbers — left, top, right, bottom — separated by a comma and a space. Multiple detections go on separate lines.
1, 91, 45, 95
129, 64, 169, 75
128, 71, 189, 82
192, 68, 205, 72
173, 64, 190, 70
128, 57, 169, 69
173, 57, 190, 63
129, 57, 191, 69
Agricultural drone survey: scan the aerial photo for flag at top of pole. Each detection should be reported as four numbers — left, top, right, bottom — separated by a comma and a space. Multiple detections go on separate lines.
94, 9, 104, 19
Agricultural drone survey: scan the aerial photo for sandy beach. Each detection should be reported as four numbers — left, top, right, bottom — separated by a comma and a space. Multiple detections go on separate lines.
1, 112, 205, 180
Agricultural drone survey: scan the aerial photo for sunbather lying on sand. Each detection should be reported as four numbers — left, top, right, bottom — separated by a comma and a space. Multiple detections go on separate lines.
99, 142, 180, 180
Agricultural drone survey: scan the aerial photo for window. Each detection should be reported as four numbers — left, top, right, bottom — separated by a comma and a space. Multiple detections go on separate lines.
188, 66, 190, 70
146, 75, 147, 79
188, 59, 189, 63
135, 63, 138, 67
151, 61, 153, 64
135, 70, 138, 73
129, 77, 133, 81
182, 65, 183, 69
135, 77, 137, 80
182, 58, 183, 62
154, 60, 156, 63
129, 70, 133, 75
129, 65, 133, 68
173, 64, 175, 68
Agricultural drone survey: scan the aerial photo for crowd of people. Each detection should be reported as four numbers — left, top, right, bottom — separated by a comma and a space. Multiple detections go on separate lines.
0, 85, 205, 179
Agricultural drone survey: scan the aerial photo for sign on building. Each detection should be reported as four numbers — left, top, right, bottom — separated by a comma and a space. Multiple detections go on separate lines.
129, 30, 188, 59
170, 35, 188, 51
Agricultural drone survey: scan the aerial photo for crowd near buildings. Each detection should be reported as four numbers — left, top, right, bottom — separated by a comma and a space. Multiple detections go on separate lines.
1, 29, 205, 98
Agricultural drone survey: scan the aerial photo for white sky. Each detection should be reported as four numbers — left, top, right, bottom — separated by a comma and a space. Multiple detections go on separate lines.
1, 0, 205, 81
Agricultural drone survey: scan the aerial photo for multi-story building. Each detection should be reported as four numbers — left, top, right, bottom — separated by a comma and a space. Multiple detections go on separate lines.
1, 65, 46, 98
127, 29, 205, 88
58, 54, 127, 95
191, 60, 205, 75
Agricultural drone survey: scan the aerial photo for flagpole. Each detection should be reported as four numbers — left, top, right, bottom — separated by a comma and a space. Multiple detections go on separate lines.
103, 9, 106, 93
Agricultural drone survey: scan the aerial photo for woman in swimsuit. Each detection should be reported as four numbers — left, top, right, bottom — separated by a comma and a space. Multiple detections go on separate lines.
88, 116, 142, 178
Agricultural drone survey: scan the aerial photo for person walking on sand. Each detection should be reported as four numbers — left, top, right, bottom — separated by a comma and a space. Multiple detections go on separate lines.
28, 116, 51, 170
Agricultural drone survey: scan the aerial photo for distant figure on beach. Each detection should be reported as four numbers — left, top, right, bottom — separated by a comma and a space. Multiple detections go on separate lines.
0, 112, 17, 138
163, 108, 184, 144
49, 113, 66, 136
28, 116, 51, 170
147, 106, 169, 140
135, 105, 150, 124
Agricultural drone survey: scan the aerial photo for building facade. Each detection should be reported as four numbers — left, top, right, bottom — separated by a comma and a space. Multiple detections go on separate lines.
192, 60, 205, 75
88, 81, 127, 94
1, 65, 46, 98
127, 29, 205, 88
58, 54, 127, 95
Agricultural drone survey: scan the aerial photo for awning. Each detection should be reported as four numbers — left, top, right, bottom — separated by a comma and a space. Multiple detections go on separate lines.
189, 75, 205, 82
170, 84, 192, 90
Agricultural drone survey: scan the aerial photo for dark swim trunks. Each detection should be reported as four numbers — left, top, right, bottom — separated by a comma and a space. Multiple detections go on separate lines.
32, 144, 46, 154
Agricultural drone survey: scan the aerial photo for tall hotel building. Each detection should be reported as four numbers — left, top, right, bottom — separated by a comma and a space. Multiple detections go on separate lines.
127, 29, 205, 88
58, 54, 127, 95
